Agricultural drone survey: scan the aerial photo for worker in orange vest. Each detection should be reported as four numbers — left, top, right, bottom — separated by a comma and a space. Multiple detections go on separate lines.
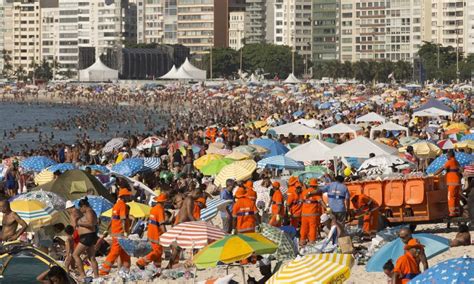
232, 187, 260, 233
287, 177, 303, 228
392, 239, 423, 283
244, 180, 257, 202
99, 188, 132, 276
350, 193, 380, 236
434, 150, 462, 217
300, 178, 323, 246
136, 193, 167, 270
269, 181, 284, 227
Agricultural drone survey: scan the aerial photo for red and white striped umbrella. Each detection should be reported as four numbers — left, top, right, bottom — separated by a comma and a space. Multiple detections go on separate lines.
137, 136, 164, 150
159, 221, 226, 249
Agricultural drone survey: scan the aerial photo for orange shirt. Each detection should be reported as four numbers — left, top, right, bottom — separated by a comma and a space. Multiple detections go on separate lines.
246, 187, 257, 201
352, 194, 378, 215
232, 197, 258, 232
301, 188, 323, 216
111, 199, 129, 235
148, 203, 166, 241
271, 189, 284, 216
287, 186, 302, 216
193, 202, 201, 220
444, 157, 461, 185
393, 252, 420, 284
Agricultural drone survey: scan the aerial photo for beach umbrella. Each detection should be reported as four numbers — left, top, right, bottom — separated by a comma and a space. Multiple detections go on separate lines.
193, 233, 277, 268
225, 151, 251, 161
206, 147, 232, 155
111, 158, 144, 177
80, 165, 110, 174
249, 145, 270, 155
460, 133, 474, 141
160, 221, 226, 249
102, 201, 150, 218
259, 223, 297, 261
358, 155, 414, 174
73, 195, 113, 216
426, 152, 474, 174
20, 156, 57, 172
47, 163, 76, 173
444, 122, 469, 132
410, 255, 474, 284
9, 200, 58, 230
455, 140, 474, 150
250, 138, 289, 158
200, 199, 233, 221
14, 190, 65, 211
366, 233, 449, 272
141, 157, 161, 171
214, 160, 257, 187
399, 137, 420, 146
200, 158, 235, 176
257, 155, 304, 170
436, 139, 456, 150
268, 253, 354, 283
102, 137, 127, 153
193, 154, 224, 170
233, 145, 257, 157
402, 141, 441, 158
118, 239, 152, 258
136, 136, 163, 150
34, 169, 55, 185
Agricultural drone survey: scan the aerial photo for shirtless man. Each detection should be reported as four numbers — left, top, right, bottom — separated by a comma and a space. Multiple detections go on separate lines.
0, 200, 27, 242
72, 197, 99, 280
173, 189, 201, 224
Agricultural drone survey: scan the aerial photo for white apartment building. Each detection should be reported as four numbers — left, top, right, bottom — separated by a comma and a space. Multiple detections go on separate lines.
0, 1, 5, 73
245, 0, 266, 44
40, 4, 59, 63
273, 0, 312, 58
137, 0, 165, 43
58, 0, 78, 72
463, 0, 474, 54
229, 11, 245, 50
163, 0, 178, 44
431, 0, 465, 52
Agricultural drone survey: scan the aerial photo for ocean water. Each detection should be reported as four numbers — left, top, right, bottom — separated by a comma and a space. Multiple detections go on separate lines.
0, 102, 162, 153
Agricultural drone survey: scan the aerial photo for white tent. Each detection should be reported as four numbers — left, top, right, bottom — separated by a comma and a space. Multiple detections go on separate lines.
283, 73, 302, 84
295, 118, 323, 128
325, 136, 398, 158
355, 112, 386, 123
174, 66, 197, 80
321, 123, 361, 137
181, 57, 206, 80
269, 122, 321, 137
369, 122, 410, 139
160, 65, 178, 79
285, 139, 337, 161
79, 59, 118, 82
413, 108, 453, 117
249, 74, 260, 84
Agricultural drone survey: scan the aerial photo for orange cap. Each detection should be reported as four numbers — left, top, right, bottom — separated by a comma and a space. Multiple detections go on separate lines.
118, 188, 132, 197
196, 197, 207, 208
288, 176, 298, 186
272, 181, 280, 188
308, 178, 318, 187
235, 187, 247, 199
244, 180, 253, 189
404, 238, 425, 250
154, 193, 167, 203
295, 181, 302, 187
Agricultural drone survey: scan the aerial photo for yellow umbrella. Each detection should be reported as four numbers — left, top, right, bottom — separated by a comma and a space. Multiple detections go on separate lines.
8, 200, 58, 230
225, 151, 251, 161
214, 160, 257, 187
249, 144, 269, 155
252, 120, 267, 129
193, 154, 224, 170
209, 142, 225, 149
444, 122, 469, 131
455, 140, 474, 150
34, 169, 55, 185
268, 253, 354, 284
101, 201, 151, 218
399, 142, 441, 158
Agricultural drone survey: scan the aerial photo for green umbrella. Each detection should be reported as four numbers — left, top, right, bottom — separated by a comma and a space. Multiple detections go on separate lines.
200, 158, 235, 176
399, 136, 420, 146
259, 223, 297, 261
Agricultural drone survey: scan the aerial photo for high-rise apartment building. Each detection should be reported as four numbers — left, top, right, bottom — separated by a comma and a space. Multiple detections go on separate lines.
245, 0, 266, 44
137, 0, 165, 44
40, 0, 59, 63
229, 11, 245, 50
431, 0, 465, 53
465, 0, 474, 54
0, 0, 5, 73
312, 0, 338, 61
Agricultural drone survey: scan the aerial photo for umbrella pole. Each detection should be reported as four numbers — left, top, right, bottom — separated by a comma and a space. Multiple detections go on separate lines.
241, 265, 246, 284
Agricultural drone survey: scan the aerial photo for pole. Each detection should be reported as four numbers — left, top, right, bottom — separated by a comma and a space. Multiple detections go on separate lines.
456, 28, 459, 83
292, 49, 295, 75
210, 47, 213, 80
240, 47, 243, 72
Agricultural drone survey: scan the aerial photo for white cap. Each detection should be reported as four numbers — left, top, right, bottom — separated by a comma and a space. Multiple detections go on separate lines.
65, 200, 75, 209
321, 213, 331, 223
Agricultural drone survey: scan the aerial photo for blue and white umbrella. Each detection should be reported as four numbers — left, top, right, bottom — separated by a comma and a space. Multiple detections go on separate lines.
200, 198, 233, 221
80, 165, 110, 174
20, 156, 57, 172
47, 163, 76, 173
111, 158, 144, 177
460, 133, 474, 141
73, 195, 113, 216
257, 155, 304, 170
410, 255, 474, 284
250, 138, 289, 158
141, 157, 161, 171
426, 152, 474, 174
319, 102, 332, 110
102, 137, 127, 153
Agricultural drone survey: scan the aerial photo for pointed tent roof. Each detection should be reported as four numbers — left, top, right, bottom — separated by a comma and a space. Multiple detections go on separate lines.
269, 122, 321, 137
413, 99, 453, 117
295, 118, 323, 128
174, 66, 198, 80
321, 123, 361, 136
181, 57, 206, 80
355, 112, 386, 123
79, 58, 118, 82
326, 136, 398, 158
285, 139, 337, 161
160, 65, 178, 79
370, 121, 410, 139
283, 73, 302, 84
81, 58, 117, 72
249, 74, 260, 83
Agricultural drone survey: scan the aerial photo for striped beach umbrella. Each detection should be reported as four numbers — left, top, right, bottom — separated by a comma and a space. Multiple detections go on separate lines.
268, 254, 354, 284
20, 156, 57, 172
257, 155, 304, 170
200, 199, 233, 221
101, 201, 150, 218
9, 200, 58, 230
102, 137, 127, 153
34, 169, 55, 185
136, 136, 163, 150
159, 221, 226, 249
214, 160, 257, 187
141, 157, 161, 171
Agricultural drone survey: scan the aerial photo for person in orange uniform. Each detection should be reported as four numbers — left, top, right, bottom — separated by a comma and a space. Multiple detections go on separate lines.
350, 193, 380, 236
287, 178, 303, 228
193, 197, 207, 220
300, 178, 323, 246
100, 188, 132, 276
244, 180, 257, 202
136, 193, 167, 270
392, 239, 423, 283
269, 181, 284, 227
434, 150, 462, 217
232, 187, 260, 233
